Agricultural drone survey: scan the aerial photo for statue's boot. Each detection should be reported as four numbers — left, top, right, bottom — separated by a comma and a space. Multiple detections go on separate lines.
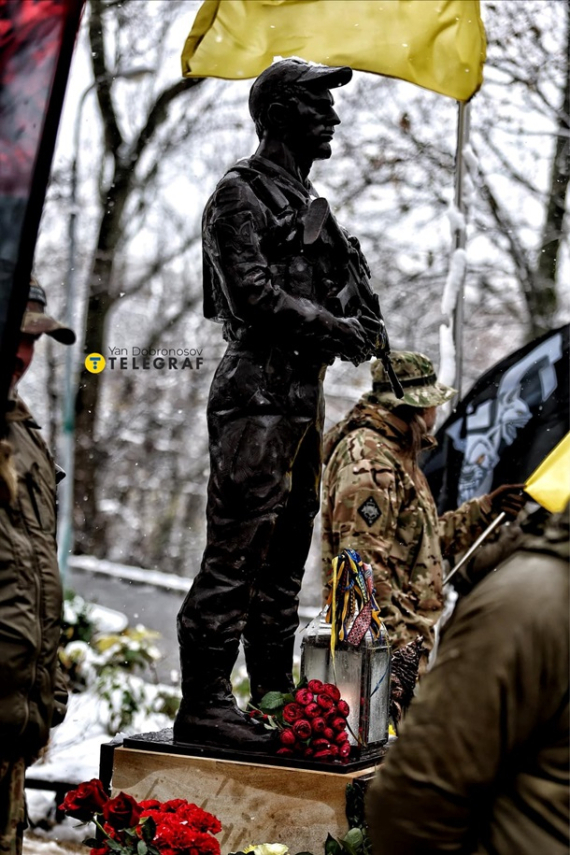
173, 657, 274, 751
245, 638, 296, 708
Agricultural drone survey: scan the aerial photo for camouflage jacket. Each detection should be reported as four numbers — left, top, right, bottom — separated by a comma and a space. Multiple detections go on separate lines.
321, 398, 494, 650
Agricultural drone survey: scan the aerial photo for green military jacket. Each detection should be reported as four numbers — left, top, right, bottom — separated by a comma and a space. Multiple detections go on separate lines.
365, 521, 569, 854
0, 398, 67, 761
321, 398, 493, 649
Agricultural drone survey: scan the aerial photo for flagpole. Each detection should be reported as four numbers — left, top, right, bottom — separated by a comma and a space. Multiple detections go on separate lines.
451, 100, 471, 403
443, 511, 505, 586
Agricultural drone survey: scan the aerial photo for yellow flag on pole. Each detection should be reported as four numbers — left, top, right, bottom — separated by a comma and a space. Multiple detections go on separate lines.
524, 433, 570, 514
182, 0, 486, 102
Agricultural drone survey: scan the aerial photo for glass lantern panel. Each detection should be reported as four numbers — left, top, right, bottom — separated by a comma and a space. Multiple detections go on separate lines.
368, 646, 391, 743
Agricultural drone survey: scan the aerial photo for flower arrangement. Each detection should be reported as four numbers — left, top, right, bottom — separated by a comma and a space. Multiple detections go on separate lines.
250, 679, 352, 764
59, 779, 222, 855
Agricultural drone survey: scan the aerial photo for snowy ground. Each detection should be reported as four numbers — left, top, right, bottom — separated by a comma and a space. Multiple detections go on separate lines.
24, 684, 177, 852
24, 834, 84, 854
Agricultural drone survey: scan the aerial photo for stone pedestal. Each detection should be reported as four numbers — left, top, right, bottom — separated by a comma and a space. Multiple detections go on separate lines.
107, 732, 383, 854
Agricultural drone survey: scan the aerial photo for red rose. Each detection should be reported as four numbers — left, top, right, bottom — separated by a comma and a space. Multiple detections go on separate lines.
89, 848, 109, 855
139, 799, 161, 811
294, 688, 313, 706
154, 822, 220, 855
307, 679, 324, 693
324, 727, 335, 740
312, 738, 331, 751
322, 683, 341, 702
276, 747, 294, 756
283, 702, 303, 723
304, 703, 321, 718
335, 730, 349, 745
279, 728, 296, 746
330, 745, 339, 757
303, 746, 314, 758
330, 716, 347, 731
160, 798, 188, 813
59, 779, 109, 821
339, 742, 351, 760
102, 791, 141, 830
178, 803, 222, 834
293, 719, 312, 740
311, 717, 327, 734
313, 749, 333, 760
337, 700, 350, 717
101, 822, 125, 845
316, 692, 335, 710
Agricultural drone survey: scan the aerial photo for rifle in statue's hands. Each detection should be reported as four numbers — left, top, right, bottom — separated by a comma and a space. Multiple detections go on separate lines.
303, 197, 403, 398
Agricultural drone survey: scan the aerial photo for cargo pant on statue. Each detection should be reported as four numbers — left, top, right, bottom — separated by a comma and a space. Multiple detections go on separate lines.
177, 344, 326, 712
0, 758, 26, 855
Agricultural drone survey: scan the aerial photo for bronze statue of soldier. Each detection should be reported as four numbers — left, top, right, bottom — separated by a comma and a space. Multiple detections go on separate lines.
174, 58, 392, 750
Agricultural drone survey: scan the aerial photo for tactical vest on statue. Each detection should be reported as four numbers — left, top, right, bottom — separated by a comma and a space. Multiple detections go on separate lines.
202, 156, 379, 345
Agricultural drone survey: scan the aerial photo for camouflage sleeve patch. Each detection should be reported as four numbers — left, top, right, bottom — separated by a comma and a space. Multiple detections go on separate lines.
358, 496, 382, 527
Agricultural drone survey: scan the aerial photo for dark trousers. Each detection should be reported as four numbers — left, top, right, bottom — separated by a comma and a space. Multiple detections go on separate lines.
178, 344, 325, 703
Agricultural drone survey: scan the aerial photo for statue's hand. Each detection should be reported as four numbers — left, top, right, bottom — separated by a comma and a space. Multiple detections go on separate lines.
334, 316, 370, 363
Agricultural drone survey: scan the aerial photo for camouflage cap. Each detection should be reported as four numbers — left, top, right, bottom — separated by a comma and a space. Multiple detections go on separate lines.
21, 276, 75, 345
370, 351, 456, 408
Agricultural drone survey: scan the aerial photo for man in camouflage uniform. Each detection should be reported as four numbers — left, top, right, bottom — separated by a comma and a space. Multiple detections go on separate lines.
321, 351, 525, 651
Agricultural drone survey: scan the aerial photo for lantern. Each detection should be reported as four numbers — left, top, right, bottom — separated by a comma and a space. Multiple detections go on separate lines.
301, 550, 391, 756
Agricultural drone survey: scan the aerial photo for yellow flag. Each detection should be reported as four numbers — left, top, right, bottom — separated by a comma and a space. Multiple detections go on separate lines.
182, 0, 486, 101
524, 433, 570, 514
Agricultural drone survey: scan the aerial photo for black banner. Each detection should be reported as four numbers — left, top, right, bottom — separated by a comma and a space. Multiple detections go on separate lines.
0, 0, 84, 409
423, 325, 570, 512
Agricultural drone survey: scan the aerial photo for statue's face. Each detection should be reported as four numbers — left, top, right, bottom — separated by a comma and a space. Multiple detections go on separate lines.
285, 87, 340, 160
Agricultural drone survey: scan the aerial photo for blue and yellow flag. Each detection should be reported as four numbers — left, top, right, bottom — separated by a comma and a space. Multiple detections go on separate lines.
182, 0, 486, 101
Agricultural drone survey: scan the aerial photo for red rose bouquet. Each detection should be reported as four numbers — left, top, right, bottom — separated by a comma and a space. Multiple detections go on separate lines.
249, 679, 353, 764
59, 779, 222, 855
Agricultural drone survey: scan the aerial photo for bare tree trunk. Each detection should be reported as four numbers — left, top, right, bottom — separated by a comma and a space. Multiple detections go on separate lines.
529, 0, 569, 336
72, 0, 203, 554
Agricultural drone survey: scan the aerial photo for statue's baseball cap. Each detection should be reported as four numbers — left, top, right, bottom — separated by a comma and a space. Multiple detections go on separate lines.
371, 351, 456, 409
249, 57, 352, 123
21, 276, 76, 345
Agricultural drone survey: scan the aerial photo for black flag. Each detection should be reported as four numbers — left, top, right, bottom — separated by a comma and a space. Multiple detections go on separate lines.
423, 325, 570, 513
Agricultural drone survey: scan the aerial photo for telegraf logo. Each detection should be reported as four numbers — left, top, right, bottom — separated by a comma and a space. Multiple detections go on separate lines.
85, 353, 106, 373
85, 347, 204, 372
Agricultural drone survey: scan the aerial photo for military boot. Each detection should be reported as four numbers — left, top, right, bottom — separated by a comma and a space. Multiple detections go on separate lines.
173, 664, 274, 751
244, 638, 296, 707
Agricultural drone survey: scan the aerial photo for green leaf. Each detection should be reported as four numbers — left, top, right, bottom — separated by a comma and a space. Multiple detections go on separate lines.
141, 815, 156, 842
106, 841, 124, 852
138, 841, 148, 855
343, 828, 363, 850
259, 691, 285, 711
325, 833, 342, 855
282, 693, 296, 704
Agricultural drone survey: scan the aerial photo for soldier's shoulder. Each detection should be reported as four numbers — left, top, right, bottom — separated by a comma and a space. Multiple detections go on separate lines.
327, 426, 394, 473
204, 159, 247, 194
